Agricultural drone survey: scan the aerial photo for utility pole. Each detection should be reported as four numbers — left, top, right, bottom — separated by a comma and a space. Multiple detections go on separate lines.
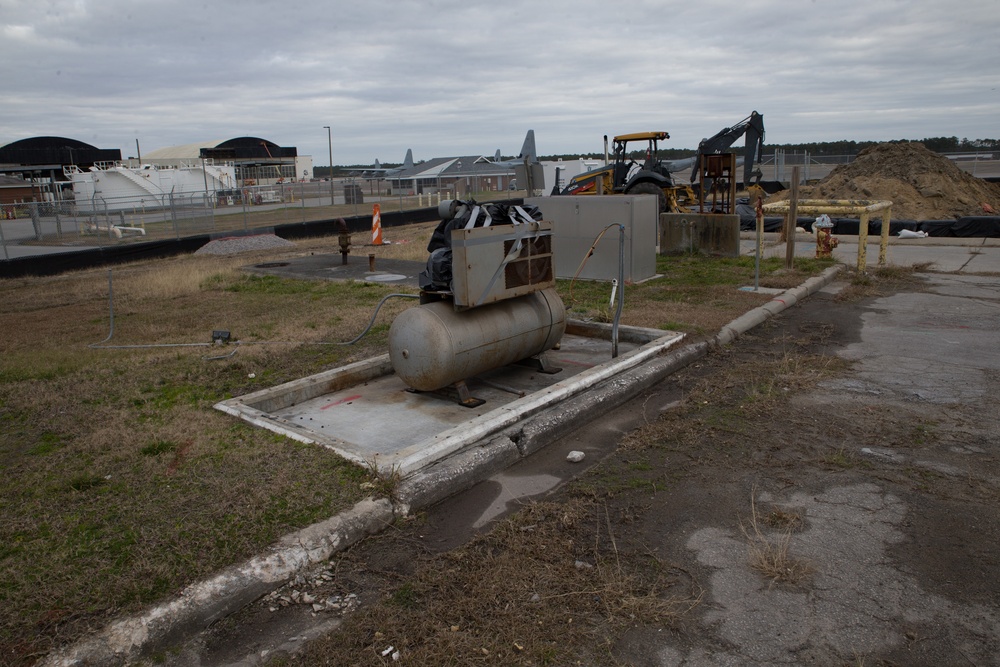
323, 126, 334, 206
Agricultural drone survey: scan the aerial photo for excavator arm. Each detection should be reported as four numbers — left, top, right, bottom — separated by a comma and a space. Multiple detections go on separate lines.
689, 111, 765, 186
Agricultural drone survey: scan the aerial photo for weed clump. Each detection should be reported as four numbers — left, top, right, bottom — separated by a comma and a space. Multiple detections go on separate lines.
740, 492, 814, 588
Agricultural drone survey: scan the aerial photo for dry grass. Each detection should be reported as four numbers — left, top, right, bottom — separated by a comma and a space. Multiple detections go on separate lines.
0, 245, 402, 665
739, 492, 814, 587
835, 263, 928, 301
286, 499, 699, 666
0, 231, 831, 664
618, 346, 848, 456
361, 456, 404, 502
565, 254, 834, 337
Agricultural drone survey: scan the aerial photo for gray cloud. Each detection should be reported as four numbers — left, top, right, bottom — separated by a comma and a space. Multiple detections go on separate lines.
2, 0, 998, 165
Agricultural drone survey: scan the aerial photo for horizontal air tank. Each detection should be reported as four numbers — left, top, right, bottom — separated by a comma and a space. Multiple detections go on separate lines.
389, 288, 566, 392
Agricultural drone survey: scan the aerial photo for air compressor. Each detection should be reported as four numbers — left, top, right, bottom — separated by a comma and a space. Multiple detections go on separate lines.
388, 200, 566, 406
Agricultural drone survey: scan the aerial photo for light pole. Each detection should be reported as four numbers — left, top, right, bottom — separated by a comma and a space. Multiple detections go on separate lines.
323, 125, 334, 206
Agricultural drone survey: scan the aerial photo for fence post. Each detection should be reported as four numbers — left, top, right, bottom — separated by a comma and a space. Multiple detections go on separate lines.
30, 203, 43, 241
299, 182, 306, 223
0, 214, 9, 260
204, 193, 214, 234
169, 193, 180, 239
103, 199, 113, 242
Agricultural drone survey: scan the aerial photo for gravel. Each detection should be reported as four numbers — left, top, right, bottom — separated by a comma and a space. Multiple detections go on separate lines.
195, 233, 296, 255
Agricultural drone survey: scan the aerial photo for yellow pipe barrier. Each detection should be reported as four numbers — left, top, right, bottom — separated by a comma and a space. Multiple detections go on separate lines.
762, 199, 892, 272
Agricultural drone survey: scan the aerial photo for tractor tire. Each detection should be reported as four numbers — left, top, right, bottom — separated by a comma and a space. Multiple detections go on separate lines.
627, 182, 666, 212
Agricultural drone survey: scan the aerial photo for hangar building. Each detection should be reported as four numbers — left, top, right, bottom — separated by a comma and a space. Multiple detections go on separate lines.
0, 136, 122, 204
138, 137, 312, 186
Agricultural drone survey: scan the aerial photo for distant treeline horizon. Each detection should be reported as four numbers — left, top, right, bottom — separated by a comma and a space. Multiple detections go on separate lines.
544, 136, 1000, 162
322, 137, 998, 174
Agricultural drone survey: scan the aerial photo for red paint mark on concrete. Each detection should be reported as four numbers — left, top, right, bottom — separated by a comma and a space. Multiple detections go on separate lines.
321, 394, 362, 410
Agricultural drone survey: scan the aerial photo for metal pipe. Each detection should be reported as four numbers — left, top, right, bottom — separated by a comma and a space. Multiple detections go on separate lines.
612, 224, 625, 358
754, 197, 763, 291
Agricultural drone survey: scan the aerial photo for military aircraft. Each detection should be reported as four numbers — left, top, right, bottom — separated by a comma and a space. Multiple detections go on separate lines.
357, 149, 415, 178
491, 130, 538, 167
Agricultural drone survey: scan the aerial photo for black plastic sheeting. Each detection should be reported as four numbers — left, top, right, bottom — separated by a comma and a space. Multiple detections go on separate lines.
0, 203, 448, 279
815, 217, 1000, 237
738, 210, 1000, 238
0, 236, 211, 279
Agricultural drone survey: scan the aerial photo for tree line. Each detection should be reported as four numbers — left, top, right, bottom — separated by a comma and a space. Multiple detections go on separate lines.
763, 137, 999, 157
314, 137, 999, 175
552, 136, 1000, 162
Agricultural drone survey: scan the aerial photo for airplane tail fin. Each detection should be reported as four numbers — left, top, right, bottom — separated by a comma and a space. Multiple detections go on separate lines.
403, 148, 414, 169
374, 159, 382, 169
494, 149, 502, 162
519, 130, 537, 163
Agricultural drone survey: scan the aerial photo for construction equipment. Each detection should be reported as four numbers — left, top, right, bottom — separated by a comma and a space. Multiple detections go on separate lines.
561, 131, 690, 211
689, 111, 765, 186
690, 110, 766, 208
560, 112, 766, 212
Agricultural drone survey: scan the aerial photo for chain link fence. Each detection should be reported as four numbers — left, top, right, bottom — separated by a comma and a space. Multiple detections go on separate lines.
4, 154, 997, 261
0, 180, 469, 259
759, 150, 1000, 183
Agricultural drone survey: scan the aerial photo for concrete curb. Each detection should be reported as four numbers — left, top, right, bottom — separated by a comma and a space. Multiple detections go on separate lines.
716, 265, 842, 346
41, 264, 845, 666
42, 499, 394, 666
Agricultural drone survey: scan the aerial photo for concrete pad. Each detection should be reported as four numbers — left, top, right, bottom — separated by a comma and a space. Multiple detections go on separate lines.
827, 273, 1000, 403
243, 254, 425, 288
216, 322, 684, 476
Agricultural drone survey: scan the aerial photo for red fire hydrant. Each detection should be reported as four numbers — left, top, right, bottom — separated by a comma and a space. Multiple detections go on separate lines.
336, 218, 351, 265
814, 215, 838, 259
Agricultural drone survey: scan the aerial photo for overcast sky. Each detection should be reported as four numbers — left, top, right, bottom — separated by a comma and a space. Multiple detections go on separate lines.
2, 0, 998, 166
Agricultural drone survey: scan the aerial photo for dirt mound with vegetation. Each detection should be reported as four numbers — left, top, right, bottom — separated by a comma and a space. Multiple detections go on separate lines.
770, 142, 1000, 220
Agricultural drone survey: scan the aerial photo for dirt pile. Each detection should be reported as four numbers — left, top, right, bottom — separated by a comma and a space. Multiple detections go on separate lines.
769, 142, 1000, 220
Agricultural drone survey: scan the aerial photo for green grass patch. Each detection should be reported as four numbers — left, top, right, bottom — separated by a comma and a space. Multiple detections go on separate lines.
389, 582, 421, 609
225, 274, 321, 295
139, 440, 176, 457
28, 431, 66, 456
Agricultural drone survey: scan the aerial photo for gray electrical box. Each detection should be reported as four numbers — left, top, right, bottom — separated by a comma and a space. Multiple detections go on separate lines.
524, 195, 659, 283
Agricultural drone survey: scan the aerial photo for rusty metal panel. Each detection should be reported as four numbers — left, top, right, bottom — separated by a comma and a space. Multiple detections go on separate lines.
450, 221, 555, 309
